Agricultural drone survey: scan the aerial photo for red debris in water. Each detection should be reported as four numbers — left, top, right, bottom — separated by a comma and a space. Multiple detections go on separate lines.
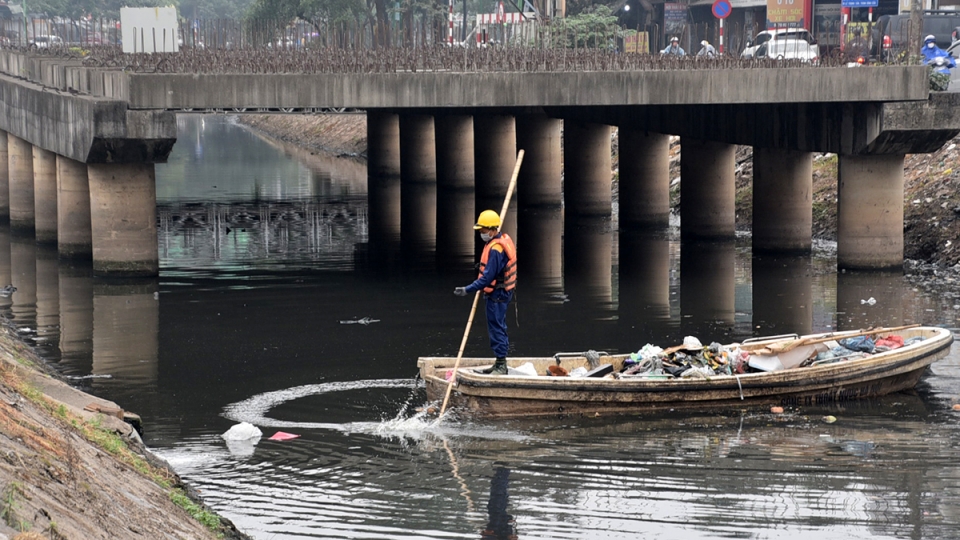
268, 431, 300, 441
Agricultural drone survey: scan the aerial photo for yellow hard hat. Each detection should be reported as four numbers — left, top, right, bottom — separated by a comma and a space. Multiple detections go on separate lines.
474, 209, 501, 229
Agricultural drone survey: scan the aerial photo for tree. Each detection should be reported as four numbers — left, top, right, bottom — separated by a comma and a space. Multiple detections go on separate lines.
179, 0, 256, 19
27, 0, 179, 18
552, 5, 618, 48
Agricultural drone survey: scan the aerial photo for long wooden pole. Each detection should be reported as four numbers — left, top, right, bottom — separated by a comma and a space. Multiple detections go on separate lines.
757, 324, 921, 355
437, 149, 525, 419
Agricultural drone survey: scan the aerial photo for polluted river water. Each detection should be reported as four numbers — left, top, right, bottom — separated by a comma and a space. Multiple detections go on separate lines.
3, 115, 960, 539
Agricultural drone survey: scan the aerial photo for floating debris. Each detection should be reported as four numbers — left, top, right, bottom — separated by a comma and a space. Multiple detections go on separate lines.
339, 317, 380, 325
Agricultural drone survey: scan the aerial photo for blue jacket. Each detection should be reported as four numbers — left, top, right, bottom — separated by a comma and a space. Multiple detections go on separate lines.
922, 42, 956, 74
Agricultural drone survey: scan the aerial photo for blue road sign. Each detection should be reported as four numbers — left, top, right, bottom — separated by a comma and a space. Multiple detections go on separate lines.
712, 0, 732, 19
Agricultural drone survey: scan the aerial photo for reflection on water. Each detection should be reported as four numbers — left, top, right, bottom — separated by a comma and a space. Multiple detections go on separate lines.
2, 115, 960, 539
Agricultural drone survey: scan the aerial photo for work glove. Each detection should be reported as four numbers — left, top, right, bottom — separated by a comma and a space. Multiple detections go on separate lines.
454, 287, 467, 297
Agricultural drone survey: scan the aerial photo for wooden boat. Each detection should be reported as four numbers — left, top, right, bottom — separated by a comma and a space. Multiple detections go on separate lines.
417, 326, 954, 418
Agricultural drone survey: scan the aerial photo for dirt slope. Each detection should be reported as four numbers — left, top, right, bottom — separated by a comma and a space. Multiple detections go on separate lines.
0, 334, 248, 540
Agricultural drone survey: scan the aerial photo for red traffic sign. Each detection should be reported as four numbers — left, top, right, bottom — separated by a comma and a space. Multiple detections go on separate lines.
712, 0, 732, 19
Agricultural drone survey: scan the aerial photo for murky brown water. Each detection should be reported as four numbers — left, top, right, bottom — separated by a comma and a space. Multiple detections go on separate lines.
3, 115, 959, 539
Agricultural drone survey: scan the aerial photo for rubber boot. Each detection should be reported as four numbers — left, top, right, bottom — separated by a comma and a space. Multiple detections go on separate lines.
481, 357, 508, 375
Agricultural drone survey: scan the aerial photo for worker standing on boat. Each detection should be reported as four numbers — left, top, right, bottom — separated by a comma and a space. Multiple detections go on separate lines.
454, 210, 517, 375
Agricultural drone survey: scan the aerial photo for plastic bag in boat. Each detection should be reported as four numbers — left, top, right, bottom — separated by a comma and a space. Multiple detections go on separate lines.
508, 362, 538, 377
839, 336, 876, 353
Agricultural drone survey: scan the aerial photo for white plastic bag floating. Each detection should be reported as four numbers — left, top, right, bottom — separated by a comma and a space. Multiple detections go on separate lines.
508, 362, 538, 377
222, 421, 263, 441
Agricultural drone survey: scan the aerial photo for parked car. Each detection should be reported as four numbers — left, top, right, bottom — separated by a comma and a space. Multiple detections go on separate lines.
872, 11, 960, 62
31, 35, 63, 48
743, 28, 819, 63
742, 28, 819, 61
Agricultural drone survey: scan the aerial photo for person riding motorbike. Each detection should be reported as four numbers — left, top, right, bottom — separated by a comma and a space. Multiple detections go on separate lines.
921, 34, 956, 91
845, 27, 870, 65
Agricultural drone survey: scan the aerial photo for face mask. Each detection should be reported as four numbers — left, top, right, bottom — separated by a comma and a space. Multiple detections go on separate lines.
928, 42, 935, 48
480, 232, 493, 242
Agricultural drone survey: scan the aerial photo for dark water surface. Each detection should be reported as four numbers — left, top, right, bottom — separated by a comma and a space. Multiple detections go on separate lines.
5, 115, 960, 539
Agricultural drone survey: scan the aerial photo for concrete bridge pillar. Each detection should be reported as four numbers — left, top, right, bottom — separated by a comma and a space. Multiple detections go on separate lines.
474, 114, 518, 237
753, 147, 813, 253
0, 131, 8, 220
837, 154, 904, 270
32, 147, 58, 244
8, 135, 35, 233
563, 121, 612, 218
367, 111, 401, 178
398, 113, 437, 257
56, 156, 93, 259
434, 114, 474, 190
680, 139, 736, 240
87, 163, 159, 277
515, 113, 562, 207
619, 129, 670, 228
399, 113, 436, 183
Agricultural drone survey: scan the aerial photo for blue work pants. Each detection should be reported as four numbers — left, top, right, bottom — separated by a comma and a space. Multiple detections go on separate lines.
484, 290, 513, 358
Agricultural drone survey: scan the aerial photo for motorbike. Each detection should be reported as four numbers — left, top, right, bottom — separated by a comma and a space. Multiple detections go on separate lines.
927, 55, 955, 91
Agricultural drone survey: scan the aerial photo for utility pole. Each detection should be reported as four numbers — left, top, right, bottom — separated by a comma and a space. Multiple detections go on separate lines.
909, 0, 923, 64
21, 0, 27, 46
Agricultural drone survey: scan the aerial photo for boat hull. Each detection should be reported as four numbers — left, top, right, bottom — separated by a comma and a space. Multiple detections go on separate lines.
418, 327, 954, 418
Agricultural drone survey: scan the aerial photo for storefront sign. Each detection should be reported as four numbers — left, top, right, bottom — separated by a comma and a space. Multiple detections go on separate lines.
766, 0, 808, 28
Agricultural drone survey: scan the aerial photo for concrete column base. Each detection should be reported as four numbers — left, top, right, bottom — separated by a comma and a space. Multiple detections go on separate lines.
753, 147, 813, 253
474, 114, 518, 236
837, 154, 904, 270
8, 134, 35, 233
435, 114, 474, 190
619, 129, 670, 228
87, 163, 159, 277
57, 155, 93, 259
564, 121, 612, 217
680, 139, 735, 240
516, 113, 562, 207
367, 111, 401, 178
33, 147, 58, 244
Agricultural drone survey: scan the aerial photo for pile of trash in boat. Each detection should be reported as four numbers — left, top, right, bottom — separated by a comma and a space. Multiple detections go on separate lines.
531, 332, 926, 380
615, 333, 925, 379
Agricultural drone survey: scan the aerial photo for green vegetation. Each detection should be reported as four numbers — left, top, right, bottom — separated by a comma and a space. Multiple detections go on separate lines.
1, 482, 29, 532
170, 489, 223, 535
27, 0, 174, 19
551, 5, 619, 48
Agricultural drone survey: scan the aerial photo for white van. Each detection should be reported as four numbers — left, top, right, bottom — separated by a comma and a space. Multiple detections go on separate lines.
32, 35, 63, 48
742, 28, 819, 62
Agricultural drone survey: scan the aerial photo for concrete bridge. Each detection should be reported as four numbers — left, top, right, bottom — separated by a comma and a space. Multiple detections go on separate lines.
1, 48, 959, 276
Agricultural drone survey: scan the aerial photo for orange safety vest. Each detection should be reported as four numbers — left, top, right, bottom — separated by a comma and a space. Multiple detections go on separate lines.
478, 233, 517, 294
